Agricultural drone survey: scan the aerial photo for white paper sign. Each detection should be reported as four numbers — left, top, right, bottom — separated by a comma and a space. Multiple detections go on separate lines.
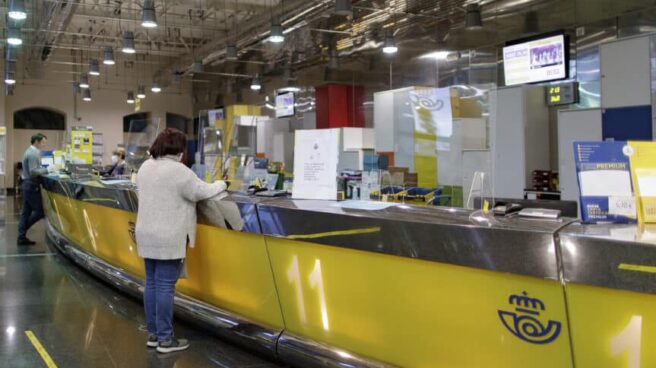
636, 169, 656, 196
578, 170, 633, 197
409, 87, 453, 138
608, 196, 637, 217
292, 129, 340, 200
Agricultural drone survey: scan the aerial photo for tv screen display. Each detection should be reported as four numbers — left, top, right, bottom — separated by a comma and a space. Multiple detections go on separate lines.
503, 33, 568, 86
275, 92, 295, 118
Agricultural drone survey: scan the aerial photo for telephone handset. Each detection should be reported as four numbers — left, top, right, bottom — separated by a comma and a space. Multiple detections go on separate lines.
493, 202, 523, 216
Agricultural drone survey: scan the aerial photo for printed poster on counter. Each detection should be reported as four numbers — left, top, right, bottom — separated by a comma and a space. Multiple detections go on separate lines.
292, 129, 339, 200
574, 141, 636, 223
208, 109, 224, 127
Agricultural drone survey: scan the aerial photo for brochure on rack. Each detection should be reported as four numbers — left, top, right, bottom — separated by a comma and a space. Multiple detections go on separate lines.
574, 141, 636, 223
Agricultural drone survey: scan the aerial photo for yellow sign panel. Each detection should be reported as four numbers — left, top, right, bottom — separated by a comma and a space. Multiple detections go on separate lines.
567, 283, 656, 368
0, 126, 6, 135
628, 141, 656, 223
265, 237, 573, 367
71, 128, 93, 164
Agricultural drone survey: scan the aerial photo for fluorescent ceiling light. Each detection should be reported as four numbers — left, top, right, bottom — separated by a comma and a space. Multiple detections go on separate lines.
334, 0, 352, 16
122, 31, 136, 54
4, 72, 16, 85
278, 86, 300, 93
226, 43, 238, 60
89, 59, 100, 75
141, 0, 157, 28
7, 28, 22, 46
420, 51, 451, 60
137, 85, 146, 99
268, 23, 284, 43
465, 3, 483, 30
103, 47, 115, 65
382, 36, 397, 54
8, 0, 26, 20
250, 76, 262, 91
79, 74, 89, 89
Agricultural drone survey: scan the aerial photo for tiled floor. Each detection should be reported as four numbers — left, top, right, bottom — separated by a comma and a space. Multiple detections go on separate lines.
0, 195, 285, 368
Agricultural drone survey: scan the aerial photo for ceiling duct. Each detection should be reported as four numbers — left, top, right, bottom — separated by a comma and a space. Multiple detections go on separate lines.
176, 0, 332, 76
28, 0, 79, 67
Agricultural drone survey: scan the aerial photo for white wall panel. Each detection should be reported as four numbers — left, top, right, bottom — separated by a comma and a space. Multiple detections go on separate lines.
557, 108, 602, 204
601, 36, 651, 108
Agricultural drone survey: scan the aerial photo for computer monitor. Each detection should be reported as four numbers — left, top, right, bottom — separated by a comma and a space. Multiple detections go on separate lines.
41, 157, 54, 167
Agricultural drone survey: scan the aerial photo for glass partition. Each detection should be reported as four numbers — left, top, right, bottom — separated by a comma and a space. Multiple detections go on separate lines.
195, 109, 224, 182
197, 0, 656, 217
0, 128, 5, 199
124, 118, 161, 172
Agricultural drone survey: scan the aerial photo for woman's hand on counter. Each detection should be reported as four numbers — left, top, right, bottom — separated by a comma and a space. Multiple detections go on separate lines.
215, 180, 228, 192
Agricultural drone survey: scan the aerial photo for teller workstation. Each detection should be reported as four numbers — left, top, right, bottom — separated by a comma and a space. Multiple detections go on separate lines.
39, 174, 656, 368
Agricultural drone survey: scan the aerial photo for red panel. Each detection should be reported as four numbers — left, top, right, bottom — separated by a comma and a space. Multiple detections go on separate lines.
346, 85, 365, 127
315, 84, 364, 129
329, 84, 349, 128
315, 85, 329, 129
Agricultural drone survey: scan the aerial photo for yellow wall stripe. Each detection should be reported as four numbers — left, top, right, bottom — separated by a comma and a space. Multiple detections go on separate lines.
618, 263, 656, 274
286, 227, 381, 240
25, 330, 58, 368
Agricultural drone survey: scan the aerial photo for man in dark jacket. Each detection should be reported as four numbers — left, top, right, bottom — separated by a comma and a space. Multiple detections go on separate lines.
18, 133, 48, 245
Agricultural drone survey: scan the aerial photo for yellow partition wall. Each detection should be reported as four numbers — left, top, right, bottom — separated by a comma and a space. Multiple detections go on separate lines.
44, 191, 284, 329
566, 284, 656, 368
264, 236, 573, 368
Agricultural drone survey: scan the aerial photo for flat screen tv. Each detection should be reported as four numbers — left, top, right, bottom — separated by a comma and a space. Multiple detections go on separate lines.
503, 32, 569, 86
275, 92, 295, 118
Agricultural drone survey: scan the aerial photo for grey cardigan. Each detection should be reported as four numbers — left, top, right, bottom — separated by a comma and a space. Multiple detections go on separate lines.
135, 156, 226, 260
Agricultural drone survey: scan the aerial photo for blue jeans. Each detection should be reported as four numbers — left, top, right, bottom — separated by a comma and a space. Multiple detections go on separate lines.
143, 258, 183, 342
18, 180, 44, 239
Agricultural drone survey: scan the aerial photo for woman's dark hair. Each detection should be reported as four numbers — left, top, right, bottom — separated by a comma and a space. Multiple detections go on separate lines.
149, 128, 187, 159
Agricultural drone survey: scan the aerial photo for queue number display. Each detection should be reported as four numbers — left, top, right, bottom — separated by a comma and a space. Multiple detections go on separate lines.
547, 82, 579, 106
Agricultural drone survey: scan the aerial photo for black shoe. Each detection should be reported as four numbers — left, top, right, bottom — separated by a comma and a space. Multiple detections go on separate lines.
146, 334, 158, 348
157, 338, 189, 354
17, 238, 36, 246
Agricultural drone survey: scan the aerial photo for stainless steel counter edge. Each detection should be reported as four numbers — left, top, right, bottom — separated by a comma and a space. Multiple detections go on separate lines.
277, 332, 396, 368
556, 222, 656, 295
46, 222, 398, 368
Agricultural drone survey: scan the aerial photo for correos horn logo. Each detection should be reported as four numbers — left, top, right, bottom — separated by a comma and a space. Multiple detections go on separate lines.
498, 291, 562, 344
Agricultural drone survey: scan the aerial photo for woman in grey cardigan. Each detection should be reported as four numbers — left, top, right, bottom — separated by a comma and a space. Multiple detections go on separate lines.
135, 128, 226, 353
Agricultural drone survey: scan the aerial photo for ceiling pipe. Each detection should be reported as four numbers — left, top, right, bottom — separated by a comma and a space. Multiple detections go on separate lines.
173, 0, 333, 77
27, 0, 79, 68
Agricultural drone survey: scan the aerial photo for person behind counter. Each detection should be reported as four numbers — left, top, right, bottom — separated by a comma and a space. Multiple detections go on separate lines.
103, 150, 127, 177
17, 133, 48, 246
135, 128, 227, 354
